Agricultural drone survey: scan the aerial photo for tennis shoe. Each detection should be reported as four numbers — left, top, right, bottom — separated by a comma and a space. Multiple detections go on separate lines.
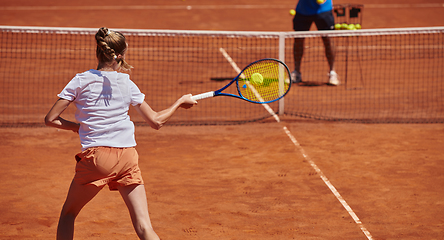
291, 70, 302, 83
328, 70, 340, 86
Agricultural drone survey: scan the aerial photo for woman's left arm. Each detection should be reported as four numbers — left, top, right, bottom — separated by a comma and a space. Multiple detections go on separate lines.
44, 98, 80, 133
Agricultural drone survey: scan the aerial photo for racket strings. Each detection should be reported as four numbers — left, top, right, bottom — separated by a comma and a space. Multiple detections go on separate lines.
238, 60, 290, 103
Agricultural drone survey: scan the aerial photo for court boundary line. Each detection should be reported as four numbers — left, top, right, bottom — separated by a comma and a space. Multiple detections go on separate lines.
282, 126, 373, 240
219, 48, 373, 239
1, 4, 443, 11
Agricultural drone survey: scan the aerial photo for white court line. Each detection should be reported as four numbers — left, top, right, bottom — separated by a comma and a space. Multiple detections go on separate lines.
282, 127, 373, 240
218, 48, 373, 240
1, 4, 443, 11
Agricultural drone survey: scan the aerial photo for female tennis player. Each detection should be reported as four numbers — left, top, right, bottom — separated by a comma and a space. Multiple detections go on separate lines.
45, 27, 196, 240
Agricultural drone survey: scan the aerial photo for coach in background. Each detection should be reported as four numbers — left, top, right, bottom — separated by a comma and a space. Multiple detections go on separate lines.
291, 0, 339, 86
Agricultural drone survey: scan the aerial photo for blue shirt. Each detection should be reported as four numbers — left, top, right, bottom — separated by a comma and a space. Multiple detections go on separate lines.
296, 0, 333, 16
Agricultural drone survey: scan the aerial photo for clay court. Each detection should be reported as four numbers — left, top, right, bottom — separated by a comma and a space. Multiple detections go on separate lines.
1, 0, 444, 239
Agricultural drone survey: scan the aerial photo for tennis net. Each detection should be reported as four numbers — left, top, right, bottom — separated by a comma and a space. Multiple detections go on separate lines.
0, 26, 443, 126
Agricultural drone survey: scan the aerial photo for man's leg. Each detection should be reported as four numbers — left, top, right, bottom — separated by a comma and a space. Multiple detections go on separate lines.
321, 36, 335, 72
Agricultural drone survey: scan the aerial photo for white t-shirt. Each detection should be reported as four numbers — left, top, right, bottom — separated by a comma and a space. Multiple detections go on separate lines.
58, 69, 145, 150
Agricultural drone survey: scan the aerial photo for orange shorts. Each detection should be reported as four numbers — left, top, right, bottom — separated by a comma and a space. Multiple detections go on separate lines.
74, 147, 144, 191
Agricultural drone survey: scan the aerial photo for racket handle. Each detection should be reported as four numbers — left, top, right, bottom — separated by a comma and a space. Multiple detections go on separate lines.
191, 91, 215, 101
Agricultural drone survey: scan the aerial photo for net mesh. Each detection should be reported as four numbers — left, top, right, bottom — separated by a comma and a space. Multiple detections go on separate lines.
0, 26, 443, 126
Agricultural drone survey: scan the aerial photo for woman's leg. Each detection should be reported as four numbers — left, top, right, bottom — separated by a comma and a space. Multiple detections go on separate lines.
57, 180, 103, 240
118, 184, 160, 240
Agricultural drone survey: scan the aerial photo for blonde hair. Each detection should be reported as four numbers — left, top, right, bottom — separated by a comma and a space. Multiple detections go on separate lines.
95, 27, 133, 71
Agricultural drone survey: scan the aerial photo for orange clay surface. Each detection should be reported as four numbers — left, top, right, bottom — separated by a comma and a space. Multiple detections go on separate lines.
1, 0, 444, 239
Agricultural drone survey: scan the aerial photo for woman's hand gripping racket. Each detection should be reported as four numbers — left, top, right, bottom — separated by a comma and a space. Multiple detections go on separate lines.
191, 58, 292, 104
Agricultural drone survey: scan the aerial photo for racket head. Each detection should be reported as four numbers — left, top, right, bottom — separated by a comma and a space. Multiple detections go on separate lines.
235, 58, 292, 104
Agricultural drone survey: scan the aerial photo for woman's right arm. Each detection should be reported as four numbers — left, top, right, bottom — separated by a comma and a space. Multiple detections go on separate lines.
134, 94, 196, 130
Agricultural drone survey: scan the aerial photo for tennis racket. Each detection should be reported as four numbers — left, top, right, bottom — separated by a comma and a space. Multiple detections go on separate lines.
191, 58, 292, 104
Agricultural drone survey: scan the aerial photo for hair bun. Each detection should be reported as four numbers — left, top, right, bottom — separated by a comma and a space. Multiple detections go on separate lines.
100, 27, 109, 38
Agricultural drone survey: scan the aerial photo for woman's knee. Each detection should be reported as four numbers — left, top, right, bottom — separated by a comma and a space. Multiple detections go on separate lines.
59, 207, 80, 222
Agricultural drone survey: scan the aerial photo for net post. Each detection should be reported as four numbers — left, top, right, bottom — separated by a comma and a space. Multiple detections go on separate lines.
278, 32, 286, 116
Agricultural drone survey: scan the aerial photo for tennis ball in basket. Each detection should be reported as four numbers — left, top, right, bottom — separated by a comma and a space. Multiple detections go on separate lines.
289, 9, 296, 16
251, 73, 264, 85
317, 0, 325, 4
334, 23, 341, 30
347, 24, 356, 30
341, 23, 349, 30
355, 24, 362, 29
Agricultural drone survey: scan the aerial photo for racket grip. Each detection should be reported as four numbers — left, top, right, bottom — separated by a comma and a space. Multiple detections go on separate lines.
191, 91, 215, 101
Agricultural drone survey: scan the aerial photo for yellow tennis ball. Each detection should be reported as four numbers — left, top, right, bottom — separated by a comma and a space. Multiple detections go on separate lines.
347, 24, 356, 30
334, 23, 341, 30
317, 0, 325, 4
341, 23, 349, 30
251, 73, 264, 85
289, 9, 296, 16
355, 24, 362, 29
